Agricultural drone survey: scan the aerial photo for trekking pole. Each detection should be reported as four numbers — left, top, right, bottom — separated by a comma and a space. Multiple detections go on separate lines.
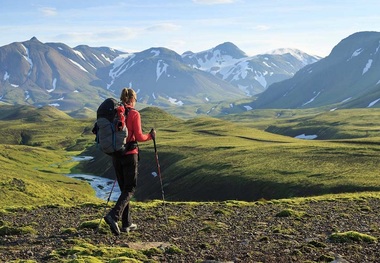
151, 129, 169, 224
96, 178, 117, 233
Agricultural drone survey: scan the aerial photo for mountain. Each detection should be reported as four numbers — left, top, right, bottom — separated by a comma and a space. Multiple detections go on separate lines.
252, 31, 380, 109
101, 47, 245, 106
182, 42, 320, 96
0, 37, 119, 111
0, 37, 319, 113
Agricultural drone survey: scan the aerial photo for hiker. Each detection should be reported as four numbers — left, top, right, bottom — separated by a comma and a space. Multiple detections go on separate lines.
104, 87, 156, 235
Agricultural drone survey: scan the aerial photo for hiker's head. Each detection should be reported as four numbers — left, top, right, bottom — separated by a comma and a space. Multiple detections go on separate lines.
120, 88, 137, 105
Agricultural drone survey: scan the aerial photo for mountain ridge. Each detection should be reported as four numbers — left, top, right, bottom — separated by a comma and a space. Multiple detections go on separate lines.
0, 37, 318, 113
252, 31, 380, 109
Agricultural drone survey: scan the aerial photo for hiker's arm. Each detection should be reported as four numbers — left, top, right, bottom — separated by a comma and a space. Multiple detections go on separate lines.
133, 112, 152, 142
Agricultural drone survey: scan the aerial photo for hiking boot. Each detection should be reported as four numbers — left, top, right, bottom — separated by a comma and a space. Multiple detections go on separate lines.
104, 214, 120, 235
121, 223, 137, 233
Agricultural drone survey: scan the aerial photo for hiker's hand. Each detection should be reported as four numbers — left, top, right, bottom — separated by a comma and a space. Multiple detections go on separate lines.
150, 128, 156, 140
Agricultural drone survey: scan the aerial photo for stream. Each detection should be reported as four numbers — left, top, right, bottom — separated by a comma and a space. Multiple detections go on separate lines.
66, 156, 120, 201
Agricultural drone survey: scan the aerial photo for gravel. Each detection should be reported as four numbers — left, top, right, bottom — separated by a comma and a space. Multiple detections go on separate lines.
1, 198, 379, 262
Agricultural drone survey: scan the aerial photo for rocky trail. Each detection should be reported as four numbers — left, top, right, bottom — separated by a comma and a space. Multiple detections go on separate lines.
0, 197, 379, 262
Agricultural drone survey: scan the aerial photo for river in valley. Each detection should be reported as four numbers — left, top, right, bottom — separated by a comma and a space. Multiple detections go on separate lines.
67, 156, 120, 201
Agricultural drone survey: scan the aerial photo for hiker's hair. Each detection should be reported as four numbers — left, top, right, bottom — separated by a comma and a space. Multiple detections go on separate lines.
120, 88, 137, 104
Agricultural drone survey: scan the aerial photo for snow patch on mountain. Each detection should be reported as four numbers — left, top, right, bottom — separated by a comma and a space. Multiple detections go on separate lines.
101, 54, 113, 63
231, 61, 250, 80
367, 98, 380, 107
295, 134, 317, 140
156, 60, 168, 81
168, 97, 184, 106
93, 54, 104, 64
341, 97, 352, 103
254, 71, 267, 87
151, 50, 160, 57
187, 49, 242, 81
348, 48, 363, 61
69, 59, 88, 73
267, 48, 312, 66
88, 63, 96, 70
21, 44, 33, 76
3, 71, 9, 81
362, 59, 373, 75
302, 91, 321, 106
47, 78, 57, 93
107, 54, 136, 89
74, 50, 85, 60
263, 61, 272, 68
24, 90, 30, 101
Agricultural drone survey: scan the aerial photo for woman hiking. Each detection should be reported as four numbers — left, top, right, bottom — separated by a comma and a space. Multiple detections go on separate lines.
104, 87, 156, 235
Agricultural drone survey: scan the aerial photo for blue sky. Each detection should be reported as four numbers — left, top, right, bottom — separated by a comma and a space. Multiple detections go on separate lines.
1, 0, 380, 57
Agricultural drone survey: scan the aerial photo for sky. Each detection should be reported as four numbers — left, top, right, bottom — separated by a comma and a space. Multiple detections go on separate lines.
1, 0, 380, 58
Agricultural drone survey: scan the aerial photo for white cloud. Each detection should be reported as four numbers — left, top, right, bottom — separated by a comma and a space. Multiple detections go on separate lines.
145, 23, 181, 32
38, 7, 57, 17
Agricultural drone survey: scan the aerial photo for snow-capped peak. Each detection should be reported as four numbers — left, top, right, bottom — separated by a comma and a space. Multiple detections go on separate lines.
266, 48, 320, 65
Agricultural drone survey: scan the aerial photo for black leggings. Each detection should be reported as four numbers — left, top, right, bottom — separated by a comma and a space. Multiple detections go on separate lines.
110, 153, 138, 228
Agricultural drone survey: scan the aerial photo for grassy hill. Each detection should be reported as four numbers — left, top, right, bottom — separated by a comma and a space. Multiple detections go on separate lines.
222, 107, 380, 139
78, 107, 380, 201
0, 104, 100, 208
0, 144, 100, 208
1, 104, 380, 206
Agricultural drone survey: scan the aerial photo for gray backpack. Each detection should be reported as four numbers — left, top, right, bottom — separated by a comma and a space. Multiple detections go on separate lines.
93, 98, 129, 154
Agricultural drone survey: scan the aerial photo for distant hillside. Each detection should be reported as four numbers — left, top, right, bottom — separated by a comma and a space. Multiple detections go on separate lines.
252, 31, 380, 109
0, 104, 72, 121
68, 107, 96, 119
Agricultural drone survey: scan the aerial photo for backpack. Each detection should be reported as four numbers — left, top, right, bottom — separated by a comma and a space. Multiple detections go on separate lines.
93, 98, 129, 154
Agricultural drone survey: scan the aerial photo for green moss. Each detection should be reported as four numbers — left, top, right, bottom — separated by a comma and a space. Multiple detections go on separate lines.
165, 245, 183, 254
142, 247, 164, 257
272, 226, 295, 235
7, 260, 38, 263
51, 240, 149, 262
109, 258, 142, 263
359, 205, 372, 212
0, 225, 37, 236
61, 227, 78, 234
308, 240, 327, 248
78, 219, 100, 230
213, 208, 232, 215
329, 231, 377, 243
275, 208, 305, 218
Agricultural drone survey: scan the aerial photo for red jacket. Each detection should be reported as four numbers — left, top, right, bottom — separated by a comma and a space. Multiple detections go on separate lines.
125, 106, 152, 154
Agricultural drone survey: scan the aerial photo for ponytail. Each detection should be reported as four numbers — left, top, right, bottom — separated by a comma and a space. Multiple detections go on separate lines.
120, 88, 137, 105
